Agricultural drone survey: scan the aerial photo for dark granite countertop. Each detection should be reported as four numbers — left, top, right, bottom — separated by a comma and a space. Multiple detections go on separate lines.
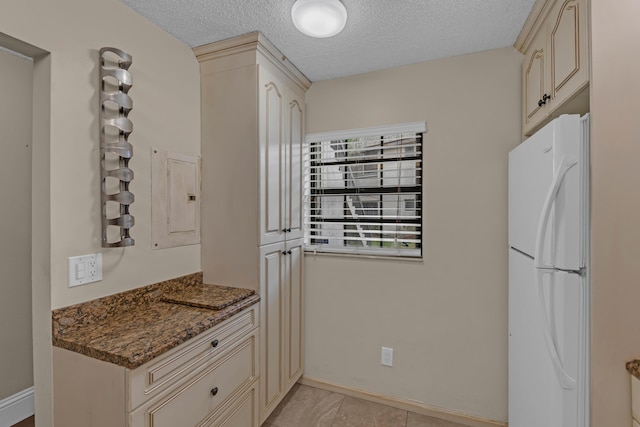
52, 273, 259, 370
627, 360, 640, 380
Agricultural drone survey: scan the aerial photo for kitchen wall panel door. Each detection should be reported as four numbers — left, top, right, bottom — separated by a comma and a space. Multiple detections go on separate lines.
523, 29, 548, 136
259, 67, 286, 246
548, 0, 589, 113
285, 93, 305, 241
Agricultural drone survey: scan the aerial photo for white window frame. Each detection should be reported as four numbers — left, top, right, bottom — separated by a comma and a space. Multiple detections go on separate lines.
304, 121, 426, 258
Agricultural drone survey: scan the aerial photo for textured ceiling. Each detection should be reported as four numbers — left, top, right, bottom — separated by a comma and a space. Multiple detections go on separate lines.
119, 0, 535, 82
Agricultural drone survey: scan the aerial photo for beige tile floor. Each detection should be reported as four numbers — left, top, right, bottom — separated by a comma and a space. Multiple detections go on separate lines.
11, 386, 471, 427
264, 384, 472, 427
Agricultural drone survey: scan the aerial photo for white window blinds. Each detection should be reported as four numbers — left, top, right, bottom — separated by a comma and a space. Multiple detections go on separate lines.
304, 122, 426, 258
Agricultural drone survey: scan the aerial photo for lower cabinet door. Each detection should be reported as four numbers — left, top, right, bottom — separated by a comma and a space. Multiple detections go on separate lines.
259, 239, 304, 423
202, 384, 258, 427
130, 332, 257, 427
259, 242, 286, 422
284, 239, 304, 390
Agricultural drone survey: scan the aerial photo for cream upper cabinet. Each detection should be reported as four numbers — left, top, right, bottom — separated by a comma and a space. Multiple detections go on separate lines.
519, 0, 590, 136
195, 32, 310, 427
259, 66, 306, 245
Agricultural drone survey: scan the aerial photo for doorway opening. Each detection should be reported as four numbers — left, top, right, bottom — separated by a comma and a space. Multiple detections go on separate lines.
0, 33, 51, 427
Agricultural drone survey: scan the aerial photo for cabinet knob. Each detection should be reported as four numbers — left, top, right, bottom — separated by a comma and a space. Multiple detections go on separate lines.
286, 228, 291, 233
538, 93, 551, 107
287, 250, 292, 255
211, 339, 219, 348
210, 387, 219, 397
282, 251, 287, 255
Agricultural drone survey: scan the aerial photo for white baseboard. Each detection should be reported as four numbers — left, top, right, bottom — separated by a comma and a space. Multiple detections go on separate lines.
299, 376, 506, 427
0, 387, 34, 427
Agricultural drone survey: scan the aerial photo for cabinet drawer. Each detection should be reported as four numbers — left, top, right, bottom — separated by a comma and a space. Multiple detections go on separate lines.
129, 304, 257, 410
201, 384, 258, 427
131, 330, 258, 427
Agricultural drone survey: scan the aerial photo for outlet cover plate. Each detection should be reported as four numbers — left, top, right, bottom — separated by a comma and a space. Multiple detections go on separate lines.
381, 347, 393, 367
68, 253, 103, 287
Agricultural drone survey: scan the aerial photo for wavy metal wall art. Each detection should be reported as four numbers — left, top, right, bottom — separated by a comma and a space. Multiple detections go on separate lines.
100, 47, 135, 247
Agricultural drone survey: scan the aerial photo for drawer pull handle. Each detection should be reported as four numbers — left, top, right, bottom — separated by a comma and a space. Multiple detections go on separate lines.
210, 387, 219, 397
211, 339, 219, 348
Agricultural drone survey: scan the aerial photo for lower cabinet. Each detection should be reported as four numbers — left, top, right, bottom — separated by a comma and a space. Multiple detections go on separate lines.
130, 332, 257, 427
259, 239, 304, 423
53, 304, 260, 427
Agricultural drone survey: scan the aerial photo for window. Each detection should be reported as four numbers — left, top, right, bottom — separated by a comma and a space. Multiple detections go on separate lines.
304, 122, 425, 257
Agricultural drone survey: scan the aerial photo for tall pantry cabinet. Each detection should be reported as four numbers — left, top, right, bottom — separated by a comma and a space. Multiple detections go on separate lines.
194, 32, 310, 424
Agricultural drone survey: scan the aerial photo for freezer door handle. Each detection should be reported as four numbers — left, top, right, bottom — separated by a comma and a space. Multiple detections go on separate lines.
533, 155, 578, 389
536, 269, 577, 389
534, 156, 577, 270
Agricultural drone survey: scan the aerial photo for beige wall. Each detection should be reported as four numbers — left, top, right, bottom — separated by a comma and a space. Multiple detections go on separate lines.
0, 48, 34, 401
590, 0, 640, 425
0, 1, 201, 425
0, 0, 201, 310
304, 47, 522, 423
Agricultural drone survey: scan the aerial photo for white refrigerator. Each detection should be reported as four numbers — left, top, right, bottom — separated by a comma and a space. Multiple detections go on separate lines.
508, 114, 590, 427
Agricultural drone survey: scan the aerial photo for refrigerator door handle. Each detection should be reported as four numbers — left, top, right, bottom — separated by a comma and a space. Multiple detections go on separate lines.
536, 269, 577, 389
534, 156, 578, 270
533, 154, 578, 390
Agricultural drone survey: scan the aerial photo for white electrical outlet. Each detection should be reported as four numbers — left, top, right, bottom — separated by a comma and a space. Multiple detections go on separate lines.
381, 347, 393, 367
68, 253, 103, 287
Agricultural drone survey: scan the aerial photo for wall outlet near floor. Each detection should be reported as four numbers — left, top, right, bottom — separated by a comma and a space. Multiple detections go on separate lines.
68, 253, 103, 287
381, 347, 394, 367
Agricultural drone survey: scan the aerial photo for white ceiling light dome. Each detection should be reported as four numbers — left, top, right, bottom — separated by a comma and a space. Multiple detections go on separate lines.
291, 0, 347, 38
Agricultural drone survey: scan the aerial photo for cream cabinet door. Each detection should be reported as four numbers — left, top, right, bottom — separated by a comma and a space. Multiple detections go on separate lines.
547, 0, 589, 113
258, 239, 304, 423
285, 91, 305, 241
283, 239, 304, 390
259, 67, 286, 246
259, 241, 286, 422
522, 28, 548, 136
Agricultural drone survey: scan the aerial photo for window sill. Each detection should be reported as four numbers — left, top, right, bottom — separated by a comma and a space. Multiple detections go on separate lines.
303, 250, 423, 263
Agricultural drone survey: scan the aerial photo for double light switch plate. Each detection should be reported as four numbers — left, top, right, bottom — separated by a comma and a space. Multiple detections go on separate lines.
68, 253, 103, 287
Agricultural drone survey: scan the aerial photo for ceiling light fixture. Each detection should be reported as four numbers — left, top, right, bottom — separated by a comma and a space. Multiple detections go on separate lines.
291, 0, 347, 38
